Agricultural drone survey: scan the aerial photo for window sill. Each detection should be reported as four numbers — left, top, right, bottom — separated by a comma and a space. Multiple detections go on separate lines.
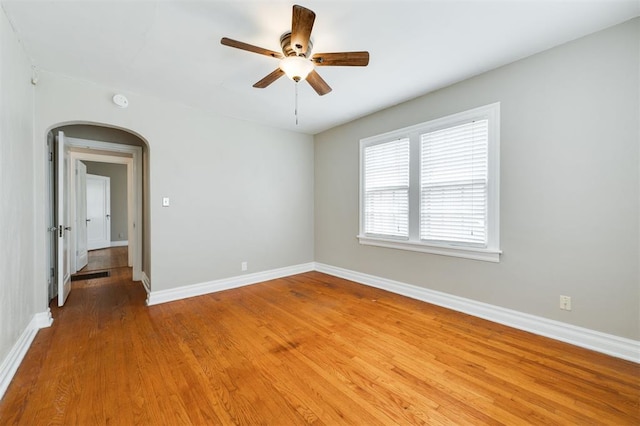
357, 235, 501, 263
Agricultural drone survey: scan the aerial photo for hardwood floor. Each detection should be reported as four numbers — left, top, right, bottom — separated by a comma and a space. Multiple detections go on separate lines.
1, 269, 638, 424
76, 246, 128, 273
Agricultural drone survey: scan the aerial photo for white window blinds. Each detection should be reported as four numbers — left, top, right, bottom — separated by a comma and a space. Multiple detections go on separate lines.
420, 120, 488, 246
363, 138, 410, 238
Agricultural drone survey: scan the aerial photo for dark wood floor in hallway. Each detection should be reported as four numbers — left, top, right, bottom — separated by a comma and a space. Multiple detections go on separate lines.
0, 263, 638, 424
76, 245, 128, 273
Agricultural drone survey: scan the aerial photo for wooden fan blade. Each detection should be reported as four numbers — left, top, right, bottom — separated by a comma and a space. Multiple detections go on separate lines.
306, 70, 332, 96
253, 68, 285, 88
291, 5, 315, 56
312, 51, 370, 66
221, 37, 283, 59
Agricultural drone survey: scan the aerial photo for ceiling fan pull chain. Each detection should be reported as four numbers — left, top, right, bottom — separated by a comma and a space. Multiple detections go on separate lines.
295, 82, 299, 125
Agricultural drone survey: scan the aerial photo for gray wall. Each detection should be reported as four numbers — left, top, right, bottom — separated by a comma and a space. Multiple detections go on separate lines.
33, 72, 315, 294
84, 161, 128, 242
56, 124, 144, 147
314, 18, 639, 340
0, 8, 38, 369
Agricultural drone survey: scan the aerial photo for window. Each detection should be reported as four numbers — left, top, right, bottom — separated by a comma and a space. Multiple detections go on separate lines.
363, 138, 410, 238
359, 103, 501, 262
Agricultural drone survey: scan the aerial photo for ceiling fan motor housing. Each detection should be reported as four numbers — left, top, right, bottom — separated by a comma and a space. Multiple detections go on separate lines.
280, 32, 312, 57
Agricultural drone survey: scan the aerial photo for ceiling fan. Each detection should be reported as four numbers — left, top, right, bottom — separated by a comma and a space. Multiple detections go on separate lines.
221, 4, 369, 96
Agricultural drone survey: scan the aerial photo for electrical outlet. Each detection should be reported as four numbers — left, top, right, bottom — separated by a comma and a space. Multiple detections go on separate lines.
241, 261, 248, 272
560, 295, 572, 311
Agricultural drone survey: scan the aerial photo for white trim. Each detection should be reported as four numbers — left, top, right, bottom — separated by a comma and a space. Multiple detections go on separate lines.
110, 240, 128, 247
33, 309, 54, 328
141, 272, 151, 295
314, 263, 640, 363
146, 263, 315, 306
357, 235, 501, 263
0, 310, 53, 399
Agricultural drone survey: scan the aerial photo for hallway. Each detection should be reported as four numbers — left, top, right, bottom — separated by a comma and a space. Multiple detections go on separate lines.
75, 246, 128, 274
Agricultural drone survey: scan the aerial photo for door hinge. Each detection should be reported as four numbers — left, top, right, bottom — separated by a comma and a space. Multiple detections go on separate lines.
50, 267, 55, 278
49, 152, 53, 162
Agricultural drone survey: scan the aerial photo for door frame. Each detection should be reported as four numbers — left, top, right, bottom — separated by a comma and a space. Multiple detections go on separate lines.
65, 137, 143, 281
75, 160, 88, 271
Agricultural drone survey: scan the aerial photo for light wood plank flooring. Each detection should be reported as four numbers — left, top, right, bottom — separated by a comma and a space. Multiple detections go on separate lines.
0, 264, 638, 424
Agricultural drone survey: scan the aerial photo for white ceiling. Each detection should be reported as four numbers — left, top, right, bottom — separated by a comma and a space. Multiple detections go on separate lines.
3, 1, 638, 134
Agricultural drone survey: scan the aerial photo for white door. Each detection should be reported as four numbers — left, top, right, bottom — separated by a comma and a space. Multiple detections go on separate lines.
75, 161, 88, 270
47, 132, 57, 301
57, 131, 72, 307
86, 174, 111, 250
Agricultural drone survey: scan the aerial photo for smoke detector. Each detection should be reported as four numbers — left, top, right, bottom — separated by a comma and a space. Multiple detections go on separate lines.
112, 94, 129, 108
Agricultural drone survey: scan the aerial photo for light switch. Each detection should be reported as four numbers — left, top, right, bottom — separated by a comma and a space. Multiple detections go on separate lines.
162, 197, 170, 207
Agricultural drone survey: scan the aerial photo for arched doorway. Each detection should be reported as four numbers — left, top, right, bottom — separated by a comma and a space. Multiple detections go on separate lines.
46, 123, 150, 305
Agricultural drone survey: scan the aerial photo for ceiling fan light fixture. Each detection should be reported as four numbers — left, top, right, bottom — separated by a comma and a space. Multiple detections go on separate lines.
279, 56, 314, 82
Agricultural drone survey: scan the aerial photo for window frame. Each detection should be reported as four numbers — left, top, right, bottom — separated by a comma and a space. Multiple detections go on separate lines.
358, 103, 501, 262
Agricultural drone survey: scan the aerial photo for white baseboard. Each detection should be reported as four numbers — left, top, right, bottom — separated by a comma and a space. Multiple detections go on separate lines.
147, 262, 315, 306
33, 309, 54, 329
141, 272, 151, 295
314, 263, 640, 363
110, 240, 128, 247
0, 309, 53, 399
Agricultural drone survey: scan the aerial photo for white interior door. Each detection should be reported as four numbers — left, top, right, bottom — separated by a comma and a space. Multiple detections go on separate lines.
47, 132, 57, 301
57, 131, 72, 307
86, 174, 111, 250
75, 161, 88, 270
